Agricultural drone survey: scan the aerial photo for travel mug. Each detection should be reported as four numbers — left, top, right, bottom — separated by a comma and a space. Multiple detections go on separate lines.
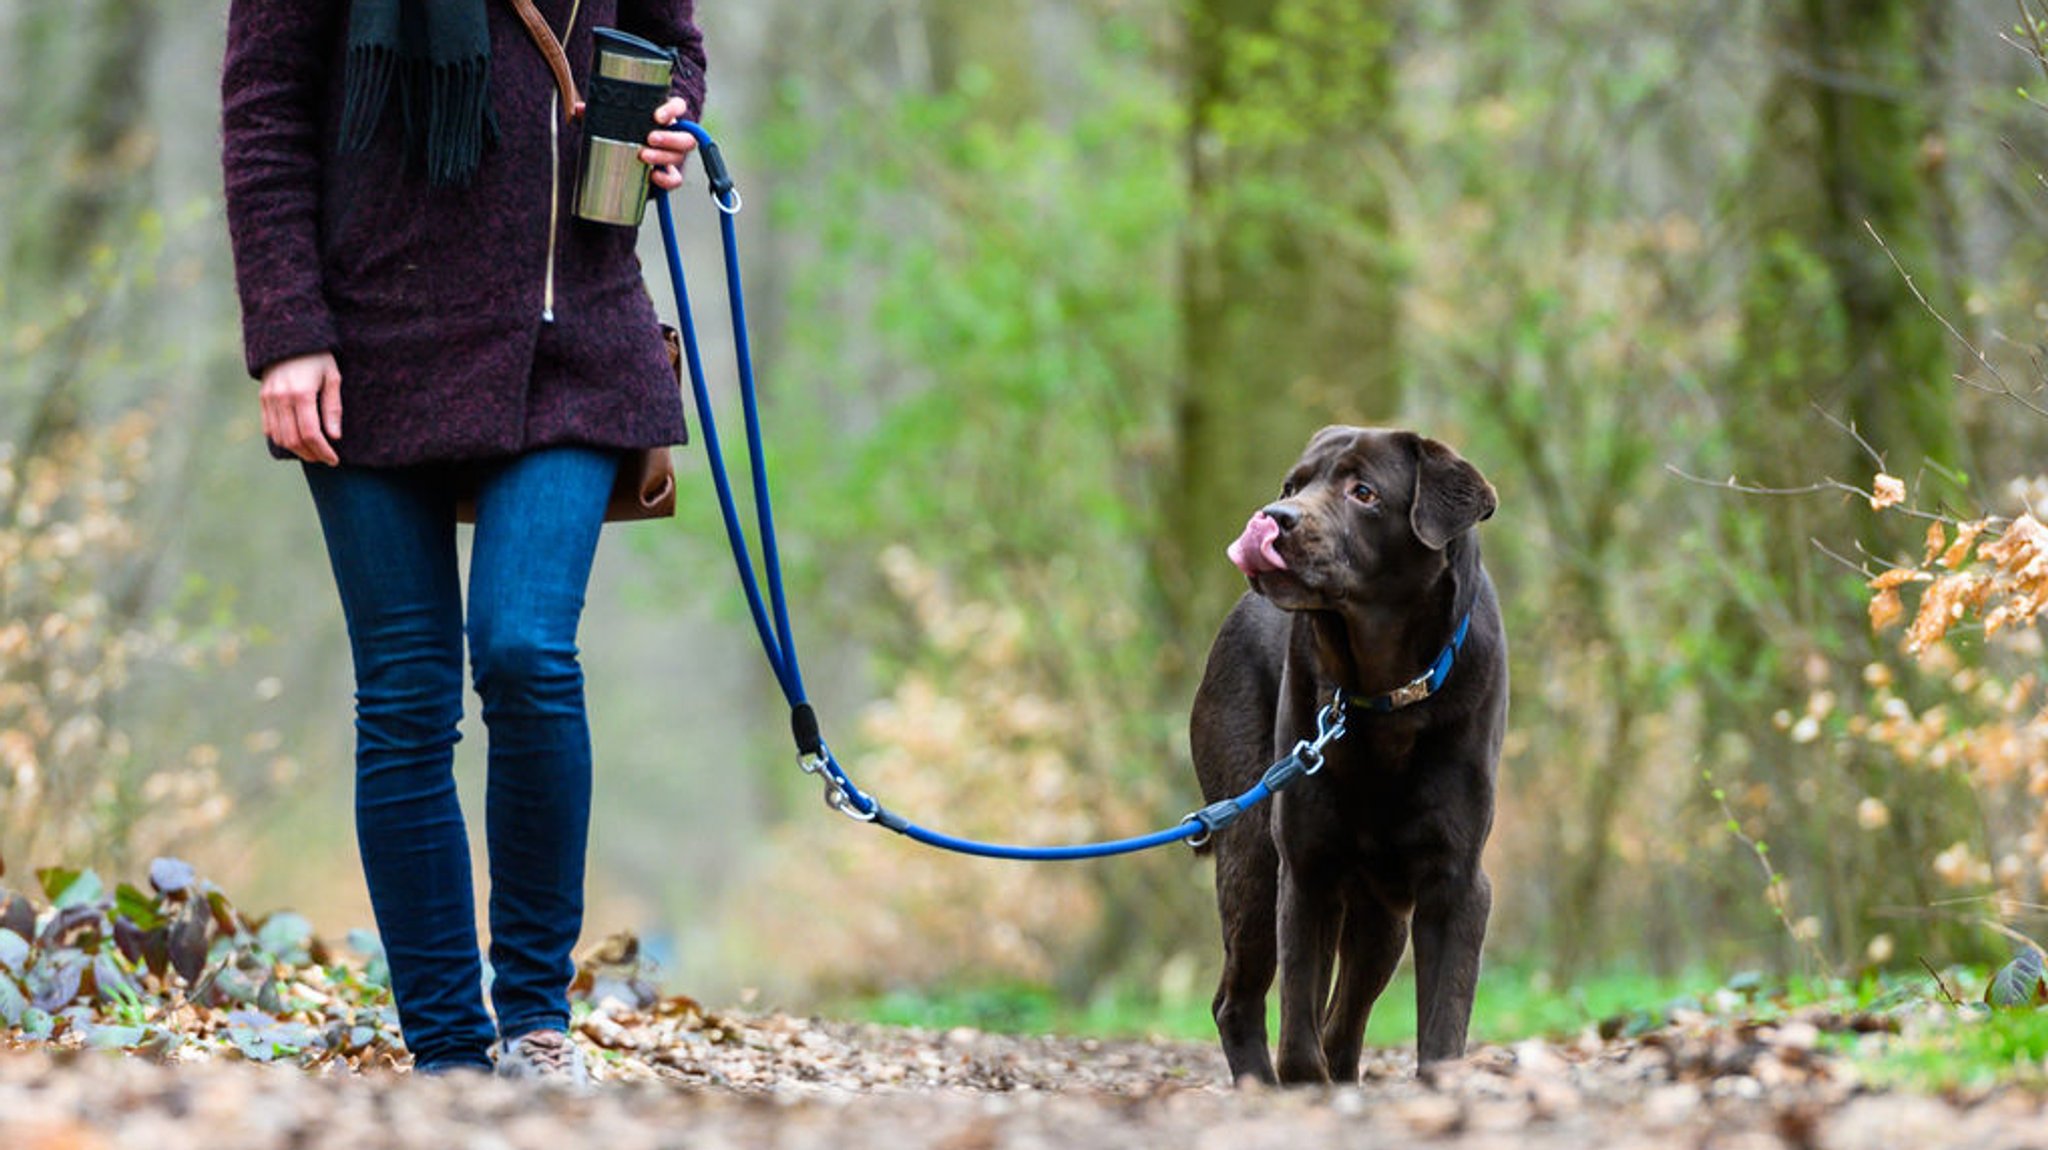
574, 28, 676, 227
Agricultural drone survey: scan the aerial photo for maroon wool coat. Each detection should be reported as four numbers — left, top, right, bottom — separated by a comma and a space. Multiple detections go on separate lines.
221, 0, 707, 466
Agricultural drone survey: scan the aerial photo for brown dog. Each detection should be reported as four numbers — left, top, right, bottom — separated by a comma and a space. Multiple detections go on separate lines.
1190, 426, 1506, 1086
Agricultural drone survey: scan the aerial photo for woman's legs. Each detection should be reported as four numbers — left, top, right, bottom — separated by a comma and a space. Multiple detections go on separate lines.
465, 446, 617, 1042
306, 446, 616, 1069
303, 462, 492, 1071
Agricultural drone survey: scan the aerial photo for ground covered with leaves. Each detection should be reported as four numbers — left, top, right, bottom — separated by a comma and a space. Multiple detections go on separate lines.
8, 861, 2048, 1147
8, 1007, 2048, 1150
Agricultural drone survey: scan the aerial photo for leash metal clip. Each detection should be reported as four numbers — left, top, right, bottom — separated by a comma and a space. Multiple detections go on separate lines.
1292, 695, 1348, 775
1182, 695, 1349, 849
800, 749, 878, 823
822, 779, 877, 822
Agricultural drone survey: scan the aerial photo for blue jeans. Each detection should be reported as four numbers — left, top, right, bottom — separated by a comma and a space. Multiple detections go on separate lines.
303, 446, 619, 1071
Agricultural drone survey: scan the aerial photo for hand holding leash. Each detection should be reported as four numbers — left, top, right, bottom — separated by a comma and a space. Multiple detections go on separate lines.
644, 97, 697, 191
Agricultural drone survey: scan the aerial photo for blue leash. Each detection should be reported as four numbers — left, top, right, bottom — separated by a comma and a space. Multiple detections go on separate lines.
651, 122, 1359, 860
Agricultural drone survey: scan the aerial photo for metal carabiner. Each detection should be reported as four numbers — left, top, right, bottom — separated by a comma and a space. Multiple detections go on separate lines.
1289, 696, 1347, 775
1294, 742, 1326, 776
1313, 697, 1347, 747
800, 749, 878, 823
823, 777, 879, 823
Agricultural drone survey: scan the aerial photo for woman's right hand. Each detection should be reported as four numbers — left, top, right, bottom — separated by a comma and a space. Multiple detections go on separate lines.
259, 351, 343, 465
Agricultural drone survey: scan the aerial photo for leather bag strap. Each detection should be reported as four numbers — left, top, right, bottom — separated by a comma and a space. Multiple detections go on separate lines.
504, 0, 581, 121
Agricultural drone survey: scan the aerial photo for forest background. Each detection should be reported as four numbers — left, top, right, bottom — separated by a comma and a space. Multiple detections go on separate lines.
7, 0, 2048, 1024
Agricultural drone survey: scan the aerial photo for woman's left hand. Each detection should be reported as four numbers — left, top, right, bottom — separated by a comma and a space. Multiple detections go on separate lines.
644, 97, 697, 191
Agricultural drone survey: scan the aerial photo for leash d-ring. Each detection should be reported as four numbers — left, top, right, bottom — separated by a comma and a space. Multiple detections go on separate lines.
652, 123, 1346, 861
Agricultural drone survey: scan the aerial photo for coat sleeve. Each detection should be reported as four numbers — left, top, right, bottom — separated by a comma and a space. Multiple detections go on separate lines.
220, 0, 342, 379
617, 0, 709, 118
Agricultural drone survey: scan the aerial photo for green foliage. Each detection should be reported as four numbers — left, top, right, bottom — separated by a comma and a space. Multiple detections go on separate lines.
1394, 0, 1779, 975
1206, 0, 1394, 153
708, 8, 1207, 998
0, 858, 401, 1064
1849, 959, 2048, 1091
1986, 949, 2048, 1011
840, 964, 1721, 1045
1862, 1009, 2048, 1090
757, 31, 1184, 578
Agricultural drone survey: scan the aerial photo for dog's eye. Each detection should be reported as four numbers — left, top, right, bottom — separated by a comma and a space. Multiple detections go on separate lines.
1280, 480, 1298, 498
1349, 482, 1380, 506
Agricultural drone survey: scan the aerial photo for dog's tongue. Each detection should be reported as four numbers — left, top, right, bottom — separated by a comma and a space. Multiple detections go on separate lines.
1227, 513, 1289, 577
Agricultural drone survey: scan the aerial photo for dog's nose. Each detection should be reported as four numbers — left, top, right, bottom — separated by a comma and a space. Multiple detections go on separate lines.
1260, 503, 1301, 532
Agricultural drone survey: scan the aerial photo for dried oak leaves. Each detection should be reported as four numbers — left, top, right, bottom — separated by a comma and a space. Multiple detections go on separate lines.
1866, 478, 2047, 653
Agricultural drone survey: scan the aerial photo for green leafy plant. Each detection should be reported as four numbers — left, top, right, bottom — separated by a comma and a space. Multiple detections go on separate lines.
1985, 947, 2048, 1010
0, 854, 403, 1067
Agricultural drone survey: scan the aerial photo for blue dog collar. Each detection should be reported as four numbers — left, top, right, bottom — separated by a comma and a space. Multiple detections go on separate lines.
1350, 612, 1472, 714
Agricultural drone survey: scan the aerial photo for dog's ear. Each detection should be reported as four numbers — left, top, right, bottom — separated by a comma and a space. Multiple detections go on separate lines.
1409, 436, 1496, 551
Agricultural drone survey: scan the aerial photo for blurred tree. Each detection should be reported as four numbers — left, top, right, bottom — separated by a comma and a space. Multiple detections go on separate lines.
922, 0, 1039, 122
1161, 0, 1401, 640
1397, 0, 1765, 978
1705, 0, 1976, 966
1735, 0, 1963, 500
1, 0, 160, 456
700, 1, 1211, 1000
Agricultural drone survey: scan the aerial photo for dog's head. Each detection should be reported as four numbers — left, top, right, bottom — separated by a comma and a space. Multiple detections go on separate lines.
1227, 426, 1496, 611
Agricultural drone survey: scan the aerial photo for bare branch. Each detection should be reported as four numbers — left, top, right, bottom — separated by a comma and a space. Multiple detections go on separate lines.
1981, 917, 2048, 958
1865, 220, 2048, 418
1811, 404, 1885, 470
1995, 135, 2048, 202
1665, 465, 1855, 500
1810, 537, 1882, 581
1668, 464, 1982, 546
2014, 0, 2048, 88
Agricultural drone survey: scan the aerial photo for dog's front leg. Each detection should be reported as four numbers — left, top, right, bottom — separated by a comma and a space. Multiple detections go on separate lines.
1273, 854, 1341, 1084
1411, 862, 1491, 1064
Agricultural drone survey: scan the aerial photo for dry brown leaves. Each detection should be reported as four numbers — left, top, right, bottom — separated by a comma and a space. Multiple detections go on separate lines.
1869, 512, 2048, 653
1858, 492, 2048, 903
6, 1003, 2048, 1150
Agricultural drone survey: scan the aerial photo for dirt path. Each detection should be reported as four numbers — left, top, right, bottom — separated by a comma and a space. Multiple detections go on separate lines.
6, 1011, 2047, 1149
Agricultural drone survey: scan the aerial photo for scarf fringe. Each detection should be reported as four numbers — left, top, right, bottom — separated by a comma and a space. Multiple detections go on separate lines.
424, 58, 493, 188
338, 44, 397, 155
337, 2, 494, 188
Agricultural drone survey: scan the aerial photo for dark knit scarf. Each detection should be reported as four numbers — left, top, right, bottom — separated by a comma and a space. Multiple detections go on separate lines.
338, 0, 496, 187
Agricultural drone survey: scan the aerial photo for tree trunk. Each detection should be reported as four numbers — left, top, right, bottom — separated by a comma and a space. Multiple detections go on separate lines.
1161, 0, 1402, 644
1710, 0, 1972, 967
1734, 0, 1962, 499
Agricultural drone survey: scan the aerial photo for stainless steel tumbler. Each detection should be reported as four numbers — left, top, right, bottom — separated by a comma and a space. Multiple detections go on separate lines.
574, 28, 675, 227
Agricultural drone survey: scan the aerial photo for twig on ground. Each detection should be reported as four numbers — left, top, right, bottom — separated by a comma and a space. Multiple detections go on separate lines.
1918, 955, 1963, 1008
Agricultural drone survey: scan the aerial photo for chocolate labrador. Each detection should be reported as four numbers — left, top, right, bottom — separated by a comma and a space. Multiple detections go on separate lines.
1190, 425, 1506, 1086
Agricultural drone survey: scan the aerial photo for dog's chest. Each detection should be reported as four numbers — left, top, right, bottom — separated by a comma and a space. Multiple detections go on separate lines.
1288, 718, 1450, 849
1337, 719, 1422, 768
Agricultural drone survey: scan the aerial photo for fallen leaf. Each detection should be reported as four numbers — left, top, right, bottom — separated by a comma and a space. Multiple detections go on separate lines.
1985, 948, 2048, 1009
